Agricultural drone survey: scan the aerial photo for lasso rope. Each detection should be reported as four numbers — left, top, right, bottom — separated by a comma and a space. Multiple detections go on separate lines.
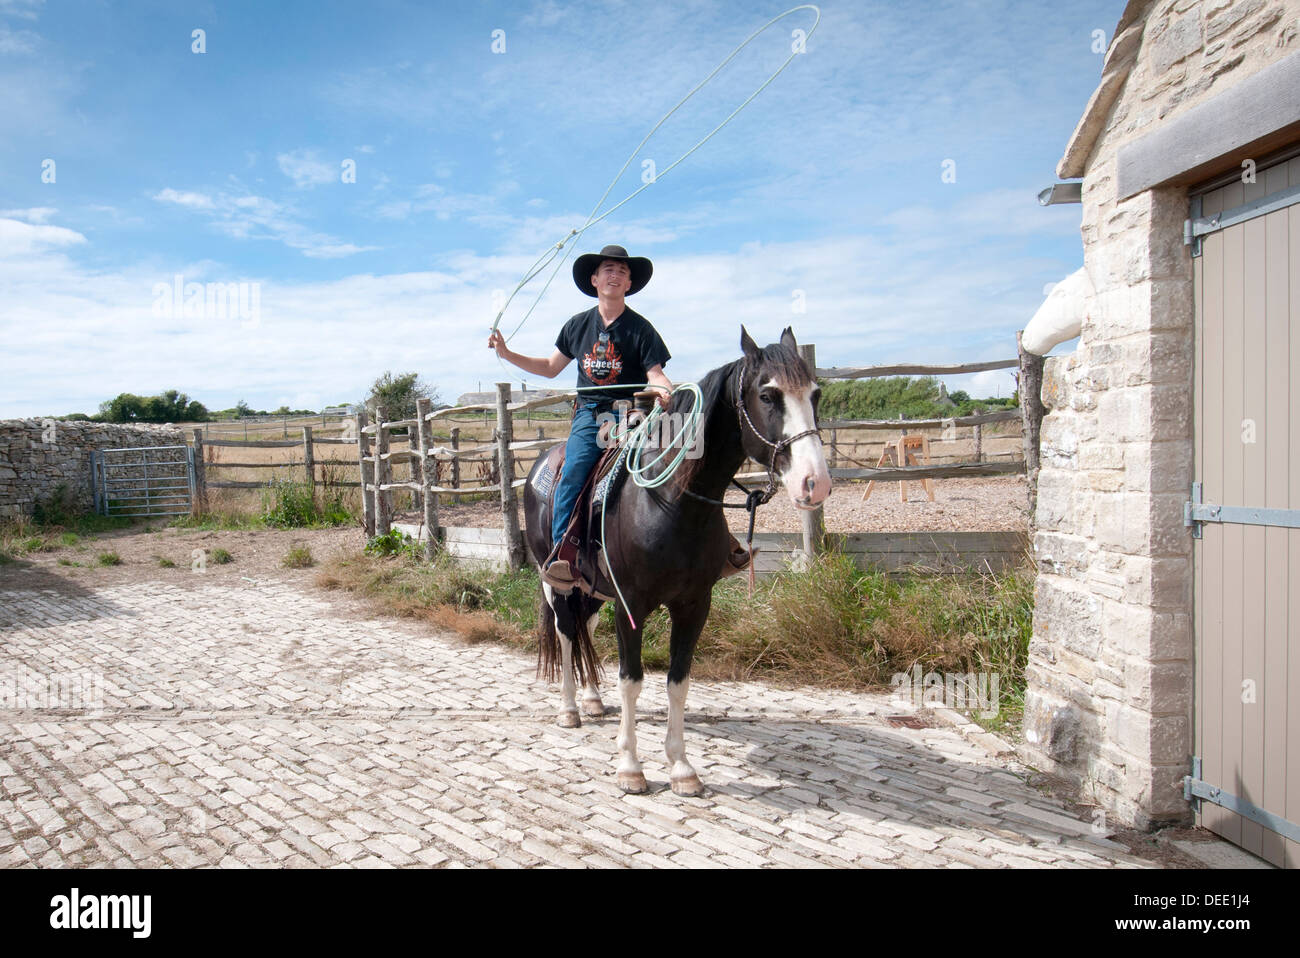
490, 4, 821, 346
595, 383, 707, 627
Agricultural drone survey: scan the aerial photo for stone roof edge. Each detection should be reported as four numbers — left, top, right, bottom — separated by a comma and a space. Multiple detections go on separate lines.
1057, 0, 1156, 179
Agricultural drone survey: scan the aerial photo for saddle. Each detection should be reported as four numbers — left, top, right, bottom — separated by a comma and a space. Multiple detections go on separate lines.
536, 396, 755, 600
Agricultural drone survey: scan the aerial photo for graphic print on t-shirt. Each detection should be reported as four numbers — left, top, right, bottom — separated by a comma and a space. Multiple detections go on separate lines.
581, 331, 623, 386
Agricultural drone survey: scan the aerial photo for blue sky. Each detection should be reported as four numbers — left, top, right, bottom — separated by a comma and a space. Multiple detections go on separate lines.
0, 0, 1125, 418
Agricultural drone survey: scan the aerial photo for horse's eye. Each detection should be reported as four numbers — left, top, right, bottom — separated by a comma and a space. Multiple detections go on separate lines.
759, 390, 776, 406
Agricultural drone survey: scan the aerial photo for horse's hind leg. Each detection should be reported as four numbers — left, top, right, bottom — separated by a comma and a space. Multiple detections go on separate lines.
543, 583, 581, 728
580, 603, 606, 717
665, 598, 710, 797
614, 606, 647, 793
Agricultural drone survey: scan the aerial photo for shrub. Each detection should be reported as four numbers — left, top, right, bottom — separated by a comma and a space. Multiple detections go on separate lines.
210, 548, 233, 564
282, 546, 314, 568
364, 529, 422, 560
33, 483, 80, 526
261, 477, 351, 529
96, 551, 122, 566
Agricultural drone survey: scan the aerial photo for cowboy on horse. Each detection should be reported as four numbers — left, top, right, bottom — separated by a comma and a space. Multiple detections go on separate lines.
488, 244, 675, 593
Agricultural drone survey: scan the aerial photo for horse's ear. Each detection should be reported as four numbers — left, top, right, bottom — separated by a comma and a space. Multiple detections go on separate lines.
780, 327, 798, 352
740, 326, 762, 362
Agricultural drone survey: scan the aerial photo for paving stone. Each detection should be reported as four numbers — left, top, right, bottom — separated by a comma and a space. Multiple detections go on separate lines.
0, 578, 1169, 869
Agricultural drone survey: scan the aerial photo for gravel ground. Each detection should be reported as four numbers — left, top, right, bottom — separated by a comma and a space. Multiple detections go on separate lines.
425, 475, 1030, 534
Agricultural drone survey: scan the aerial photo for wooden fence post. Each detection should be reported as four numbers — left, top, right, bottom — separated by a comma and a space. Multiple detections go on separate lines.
798, 343, 825, 559
830, 427, 838, 470
374, 405, 391, 536
450, 427, 461, 503
495, 383, 526, 571
356, 410, 375, 537
1017, 330, 1045, 523
416, 397, 439, 559
191, 427, 207, 516
302, 425, 315, 504
973, 422, 983, 463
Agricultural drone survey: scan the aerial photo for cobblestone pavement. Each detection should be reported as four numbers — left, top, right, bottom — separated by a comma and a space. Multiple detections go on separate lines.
0, 574, 1157, 869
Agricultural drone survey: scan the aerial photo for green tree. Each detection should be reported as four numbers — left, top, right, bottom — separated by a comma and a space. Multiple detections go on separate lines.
235, 399, 251, 417
362, 371, 439, 432
99, 393, 147, 422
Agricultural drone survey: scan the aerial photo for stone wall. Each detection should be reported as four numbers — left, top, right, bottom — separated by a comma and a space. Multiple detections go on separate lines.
1022, 0, 1298, 829
0, 420, 188, 520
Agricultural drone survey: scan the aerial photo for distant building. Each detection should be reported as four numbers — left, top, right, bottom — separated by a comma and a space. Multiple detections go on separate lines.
453, 388, 572, 414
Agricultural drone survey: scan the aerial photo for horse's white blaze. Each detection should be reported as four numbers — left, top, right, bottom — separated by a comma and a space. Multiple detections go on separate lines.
544, 581, 578, 715
763, 378, 831, 508
665, 678, 696, 781
617, 678, 643, 773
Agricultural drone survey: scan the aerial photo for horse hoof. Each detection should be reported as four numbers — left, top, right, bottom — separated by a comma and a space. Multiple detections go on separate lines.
581, 699, 606, 718
557, 710, 581, 728
671, 774, 705, 797
618, 771, 648, 794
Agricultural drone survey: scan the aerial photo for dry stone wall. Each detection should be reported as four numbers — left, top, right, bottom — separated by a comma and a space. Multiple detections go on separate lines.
0, 420, 187, 520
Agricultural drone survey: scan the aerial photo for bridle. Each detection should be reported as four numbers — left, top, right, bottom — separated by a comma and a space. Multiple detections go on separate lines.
673, 358, 823, 593
734, 361, 822, 503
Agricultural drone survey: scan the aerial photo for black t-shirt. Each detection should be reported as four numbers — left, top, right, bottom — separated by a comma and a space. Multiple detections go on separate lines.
555, 305, 671, 406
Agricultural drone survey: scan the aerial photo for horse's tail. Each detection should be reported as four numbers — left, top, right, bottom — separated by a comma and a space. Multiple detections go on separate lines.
571, 593, 604, 686
535, 589, 605, 685
536, 586, 560, 682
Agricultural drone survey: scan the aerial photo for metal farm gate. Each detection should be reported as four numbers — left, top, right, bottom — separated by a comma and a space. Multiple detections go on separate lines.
1187, 149, 1300, 867
90, 445, 195, 518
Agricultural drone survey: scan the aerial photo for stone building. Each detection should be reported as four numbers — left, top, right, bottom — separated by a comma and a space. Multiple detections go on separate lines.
1022, 0, 1300, 866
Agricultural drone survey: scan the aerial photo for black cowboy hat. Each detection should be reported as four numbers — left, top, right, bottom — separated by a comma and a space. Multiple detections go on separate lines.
572, 244, 653, 297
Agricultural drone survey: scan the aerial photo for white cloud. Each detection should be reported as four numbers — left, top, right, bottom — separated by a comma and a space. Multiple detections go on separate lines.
152, 184, 375, 259
277, 149, 338, 188
154, 188, 215, 210
0, 24, 38, 53
0, 206, 55, 223
0, 0, 44, 21
0, 217, 85, 256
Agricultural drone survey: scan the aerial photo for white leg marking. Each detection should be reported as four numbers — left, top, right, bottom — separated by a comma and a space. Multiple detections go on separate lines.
544, 581, 579, 726
616, 678, 643, 774
666, 678, 700, 791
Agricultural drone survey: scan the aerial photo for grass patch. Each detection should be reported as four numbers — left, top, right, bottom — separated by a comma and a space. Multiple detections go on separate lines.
314, 546, 1033, 727
282, 546, 314, 568
95, 551, 123, 566
156, 556, 176, 568
261, 478, 352, 529
0, 514, 137, 558
209, 548, 233, 564
317, 550, 537, 648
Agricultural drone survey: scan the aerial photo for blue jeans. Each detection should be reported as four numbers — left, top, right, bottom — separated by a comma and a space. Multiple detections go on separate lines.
550, 404, 607, 550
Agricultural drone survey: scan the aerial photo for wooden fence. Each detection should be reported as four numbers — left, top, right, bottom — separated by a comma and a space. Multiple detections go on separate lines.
188, 340, 1046, 575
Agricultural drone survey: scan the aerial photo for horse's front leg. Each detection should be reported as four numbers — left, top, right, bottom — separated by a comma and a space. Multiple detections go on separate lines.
665, 597, 711, 797
614, 604, 646, 793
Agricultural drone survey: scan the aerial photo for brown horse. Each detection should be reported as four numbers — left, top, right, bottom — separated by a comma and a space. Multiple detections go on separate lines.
522, 327, 831, 795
